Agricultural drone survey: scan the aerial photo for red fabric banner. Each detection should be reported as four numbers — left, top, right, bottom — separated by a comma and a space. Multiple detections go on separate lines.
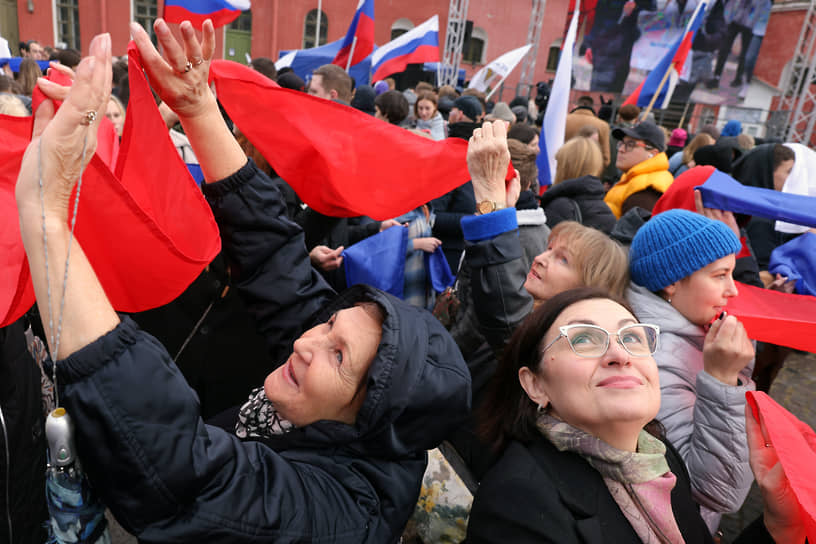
209, 59, 477, 221
0, 44, 220, 327
728, 282, 816, 353
746, 391, 816, 542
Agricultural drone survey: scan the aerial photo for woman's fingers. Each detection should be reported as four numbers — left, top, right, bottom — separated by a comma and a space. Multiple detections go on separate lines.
36, 78, 70, 102
131, 21, 169, 79
180, 21, 204, 65
154, 18, 190, 73
201, 20, 216, 61
48, 61, 76, 80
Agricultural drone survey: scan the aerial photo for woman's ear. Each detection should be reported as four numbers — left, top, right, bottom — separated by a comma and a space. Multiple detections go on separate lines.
662, 282, 678, 301
519, 366, 550, 409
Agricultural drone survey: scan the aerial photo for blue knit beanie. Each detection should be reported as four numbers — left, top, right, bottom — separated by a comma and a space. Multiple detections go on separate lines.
629, 209, 742, 291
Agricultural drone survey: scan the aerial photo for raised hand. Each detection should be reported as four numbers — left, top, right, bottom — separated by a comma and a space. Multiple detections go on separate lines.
468, 121, 511, 207
694, 189, 740, 239
16, 33, 112, 224
130, 19, 215, 120
745, 404, 807, 543
702, 314, 754, 386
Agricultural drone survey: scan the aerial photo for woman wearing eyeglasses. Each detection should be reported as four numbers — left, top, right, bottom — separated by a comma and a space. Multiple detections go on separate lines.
626, 209, 757, 534
466, 288, 803, 543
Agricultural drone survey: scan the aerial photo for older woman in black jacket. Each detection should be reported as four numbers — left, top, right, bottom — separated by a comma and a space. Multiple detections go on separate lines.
14, 23, 471, 543
466, 288, 805, 543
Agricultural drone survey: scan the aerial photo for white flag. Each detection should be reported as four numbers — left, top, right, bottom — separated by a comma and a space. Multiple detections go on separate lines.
537, 2, 580, 186
467, 44, 532, 92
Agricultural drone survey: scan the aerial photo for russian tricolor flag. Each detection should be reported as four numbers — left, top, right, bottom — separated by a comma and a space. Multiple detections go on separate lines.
370, 15, 439, 82
624, 1, 706, 109
164, 0, 250, 30
332, 0, 375, 70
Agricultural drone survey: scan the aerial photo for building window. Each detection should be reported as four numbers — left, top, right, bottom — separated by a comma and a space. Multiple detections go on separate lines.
546, 39, 562, 71
133, 0, 158, 45
303, 9, 328, 48
55, 0, 80, 50
391, 18, 414, 40
229, 11, 252, 32
462, 27, 486, 65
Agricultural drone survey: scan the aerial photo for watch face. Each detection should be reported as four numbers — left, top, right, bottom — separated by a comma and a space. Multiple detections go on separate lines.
477, 201, 494, 214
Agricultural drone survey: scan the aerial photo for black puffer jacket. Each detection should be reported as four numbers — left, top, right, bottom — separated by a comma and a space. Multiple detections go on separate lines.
0, 318, 48, 544
53, 160, 472, 543
538, 175, 617, 233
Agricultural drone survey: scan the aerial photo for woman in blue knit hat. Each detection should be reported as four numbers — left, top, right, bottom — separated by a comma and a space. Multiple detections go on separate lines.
626, 209, 757, 536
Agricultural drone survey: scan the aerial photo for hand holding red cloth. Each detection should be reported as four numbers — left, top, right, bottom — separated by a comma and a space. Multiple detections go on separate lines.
727, 282, 816, 353
746, 391, 816, 542
0, 44, 220, 327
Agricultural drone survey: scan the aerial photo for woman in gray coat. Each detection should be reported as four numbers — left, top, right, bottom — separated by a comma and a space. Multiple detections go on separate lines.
627, 209, 757, 534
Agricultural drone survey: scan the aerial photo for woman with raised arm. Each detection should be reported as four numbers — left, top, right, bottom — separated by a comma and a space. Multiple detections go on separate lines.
14, 23, 470, 543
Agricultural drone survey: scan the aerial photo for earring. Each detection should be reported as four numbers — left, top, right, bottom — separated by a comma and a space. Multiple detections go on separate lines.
667, 297, 672, 304
537, 403, 549, 414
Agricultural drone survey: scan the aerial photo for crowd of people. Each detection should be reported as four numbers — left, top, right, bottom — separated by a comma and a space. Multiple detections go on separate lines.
1, 15, 814, 544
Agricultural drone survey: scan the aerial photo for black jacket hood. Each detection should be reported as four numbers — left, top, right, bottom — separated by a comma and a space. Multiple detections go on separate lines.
281, 285, 472, 459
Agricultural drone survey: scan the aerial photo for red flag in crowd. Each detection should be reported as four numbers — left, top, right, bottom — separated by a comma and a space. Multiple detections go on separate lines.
727, 282, 816, 353
746, 391, 816, 542
0, 43, 220, 327
209, 59, 477, 221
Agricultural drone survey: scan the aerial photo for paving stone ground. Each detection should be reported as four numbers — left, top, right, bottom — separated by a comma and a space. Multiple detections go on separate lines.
719, 351, 816, 543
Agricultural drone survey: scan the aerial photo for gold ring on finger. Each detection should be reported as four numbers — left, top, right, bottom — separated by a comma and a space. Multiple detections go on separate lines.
192, 56, 204, 66
80, 110, 97, 126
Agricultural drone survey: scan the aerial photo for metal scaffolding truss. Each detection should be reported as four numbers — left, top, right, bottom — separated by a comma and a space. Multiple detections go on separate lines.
438, 0, 470, 87
779, 0, 816, 143
517, 0, 547, 98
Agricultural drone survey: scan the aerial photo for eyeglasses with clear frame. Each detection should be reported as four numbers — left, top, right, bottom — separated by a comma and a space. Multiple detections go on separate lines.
541, 324, 661, 358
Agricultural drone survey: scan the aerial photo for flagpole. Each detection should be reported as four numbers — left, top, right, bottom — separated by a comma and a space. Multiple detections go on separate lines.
678, 98, 691, 128
346, 36, 358, 71
315, 0, 322, 48
640, 62, 675, 121
486, 72, 513, 101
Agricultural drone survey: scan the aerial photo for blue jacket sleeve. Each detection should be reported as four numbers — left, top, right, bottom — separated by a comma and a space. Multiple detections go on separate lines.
202, 160, 336, 365
57, 318, 399, 543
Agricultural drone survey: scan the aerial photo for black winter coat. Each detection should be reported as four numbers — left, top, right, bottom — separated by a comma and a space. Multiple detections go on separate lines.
539, 175, 617, 233
466, 434, 774, 543
53, 160, 472, 543
0, 318, 48, 544
431, 181, 476, 271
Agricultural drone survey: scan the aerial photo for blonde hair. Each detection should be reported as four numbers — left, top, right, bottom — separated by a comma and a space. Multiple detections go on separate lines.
0, 94, 29, 116
548, 222, 629, 298
682, 133, 715, 165
553, 137, 603, 185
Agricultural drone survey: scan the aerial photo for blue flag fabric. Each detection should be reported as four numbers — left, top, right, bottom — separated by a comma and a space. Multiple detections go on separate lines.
0, 57, 50, 72
769, 233, 816, 296
426, 246, 455, 292
698, 169, 816, 228
343, 226, 408, 297
277, 39, 372, 86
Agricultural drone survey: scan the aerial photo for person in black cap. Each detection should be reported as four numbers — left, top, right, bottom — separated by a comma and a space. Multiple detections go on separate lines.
603, 121, 674, 218
447, 95, 483, 140
277, 71, 306, 92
